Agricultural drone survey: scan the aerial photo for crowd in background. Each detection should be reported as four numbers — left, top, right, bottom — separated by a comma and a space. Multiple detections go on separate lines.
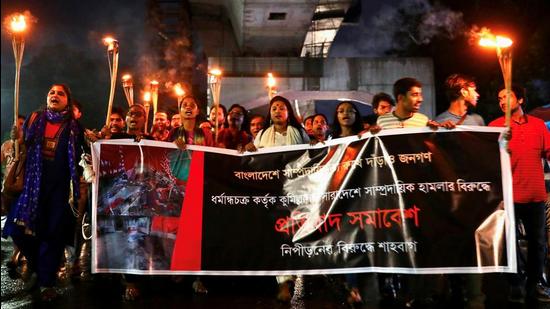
1, 75, 549, 307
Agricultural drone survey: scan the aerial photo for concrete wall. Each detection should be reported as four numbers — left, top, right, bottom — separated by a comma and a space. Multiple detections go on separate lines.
209, 57, 435, 118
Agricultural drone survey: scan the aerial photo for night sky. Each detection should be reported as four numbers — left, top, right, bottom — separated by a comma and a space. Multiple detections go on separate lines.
1, 0, 549, 139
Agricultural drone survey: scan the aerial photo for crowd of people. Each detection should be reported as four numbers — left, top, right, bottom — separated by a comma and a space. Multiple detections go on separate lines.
1, 75, 549, 307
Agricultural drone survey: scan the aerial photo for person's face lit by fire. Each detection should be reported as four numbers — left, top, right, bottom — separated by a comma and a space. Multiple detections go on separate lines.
47, 85, 69, 112
109, 113, 125, 133
126, 106, 146, 132
227, 107, 245, 129
463, 85, 480, 107
73, 105, 82, 120
498, 89, 523, 114
399, 86, 423, 114
270, 101, 289, 126
171, 114, 182, 128
209, 106, 225, 127
249, 116, 264, 138
336, 102, 356, 127
153, 112, 168, 131
180, 97, 199, 120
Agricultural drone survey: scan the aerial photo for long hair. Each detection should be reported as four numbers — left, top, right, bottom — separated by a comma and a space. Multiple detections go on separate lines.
332, 101, 364, 137
264, 95, 303, 130
50, 83, 74, 118
177, 95, 206, 145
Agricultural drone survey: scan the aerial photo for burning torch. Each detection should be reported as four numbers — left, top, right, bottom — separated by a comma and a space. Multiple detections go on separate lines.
267, 72, 277, 100
103, 36, 119, 127
174, 83, 185, 110
150, 80, 159, 116
143, 91, 151, 134
478, 30, 513, 127
121, 74, 134, 107
208, 68, 222, 143
5, 12, 33, 160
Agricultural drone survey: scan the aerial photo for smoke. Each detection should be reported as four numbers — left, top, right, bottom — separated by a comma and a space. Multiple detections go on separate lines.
332, 0, 467, 57
133, 2, 196, 102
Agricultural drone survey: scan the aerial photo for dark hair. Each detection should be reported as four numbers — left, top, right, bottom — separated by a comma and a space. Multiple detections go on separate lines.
444, 73, 476, 102
371, 92, 395, 109
72, 99, 82, 113
265, 95, 303, 131
210, 104, 228, 128
312, 113, 329, 124
250, 114, 265, 122
227, 103, 250, 132
393, 78, 422, 101
111, 106, 125, 118
303, 115, 314, 125
18, 114, 25, 120
128, 103, 147, 116
332, 101, 364, 137
51, 83, 73, 108
499, 84, 526, 103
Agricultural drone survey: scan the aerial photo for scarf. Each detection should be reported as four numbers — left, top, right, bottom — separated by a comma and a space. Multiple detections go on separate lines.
12, 108, 80, 234
255, 125, 308, 148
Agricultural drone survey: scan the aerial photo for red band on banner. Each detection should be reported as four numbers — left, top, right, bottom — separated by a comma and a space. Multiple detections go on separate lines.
170, 151, 204, 270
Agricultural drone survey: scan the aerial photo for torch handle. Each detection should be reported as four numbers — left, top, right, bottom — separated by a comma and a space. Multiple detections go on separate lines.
12, 38, 25, 161
105, 49, 119, 127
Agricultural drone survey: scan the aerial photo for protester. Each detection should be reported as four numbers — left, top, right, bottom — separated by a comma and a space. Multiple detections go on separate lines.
217, 104, 252, 150
436, 74, 484, 127
303, 115, 314, 136
170, 113, 182, 129
375, 78, 433, 306
376, 78, 430, 129
489, 85, 550, 304
2, 84, 84, 301
332, 101, 364, 138
1, 115, 26, 272
248, 114, 265, 139
108, 107, 126, 134
436, 73, 486, 308
59, 99, 92, 282
331, 101, 366, 304
310, 113, 330, 144
170, 95, 214, 148
200, 104, 227, 133
245, 95, 309, 152
168, 95, 213, 294
243, 95, 309, 302
364, 92, 395, 127
150, 111, 170, 141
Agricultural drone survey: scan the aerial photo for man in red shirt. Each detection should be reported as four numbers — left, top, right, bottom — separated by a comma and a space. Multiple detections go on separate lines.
489, 85, 550, 303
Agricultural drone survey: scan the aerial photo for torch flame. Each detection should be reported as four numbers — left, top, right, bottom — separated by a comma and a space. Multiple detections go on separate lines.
477, 28, 513, 48
267, 72, 276, 87
122, 74, 132, 81
143, 92, 151, 102
102, 36, 118, 51
209, 68, 222, 76
174, 83, 185, 97
150, 80, 159, 86
10, 14, 26, 33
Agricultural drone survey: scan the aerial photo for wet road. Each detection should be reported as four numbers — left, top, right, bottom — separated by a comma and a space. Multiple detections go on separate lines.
1, 221, 548, 308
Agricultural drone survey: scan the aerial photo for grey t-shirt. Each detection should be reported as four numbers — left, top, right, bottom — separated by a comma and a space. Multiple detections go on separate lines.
435, 111, 485, 126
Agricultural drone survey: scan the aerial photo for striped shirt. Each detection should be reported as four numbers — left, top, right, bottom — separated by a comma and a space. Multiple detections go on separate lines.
377, 112, 429, 129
